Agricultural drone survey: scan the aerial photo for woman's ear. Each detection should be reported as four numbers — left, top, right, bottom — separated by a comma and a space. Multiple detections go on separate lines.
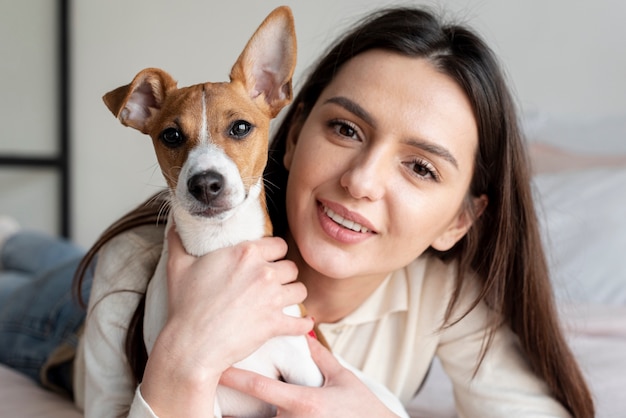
283, 104, 305, 171
431, 194, 488, 251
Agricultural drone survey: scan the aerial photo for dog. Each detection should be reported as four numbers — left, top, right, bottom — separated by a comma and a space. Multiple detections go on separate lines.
103, 6, 408, 418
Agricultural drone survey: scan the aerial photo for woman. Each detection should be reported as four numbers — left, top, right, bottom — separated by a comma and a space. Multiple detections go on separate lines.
0, 6, 593, 417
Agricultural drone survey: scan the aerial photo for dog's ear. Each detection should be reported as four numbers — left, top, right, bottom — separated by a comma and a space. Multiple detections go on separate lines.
230, 6, 297, 118
103, 68, 177, 134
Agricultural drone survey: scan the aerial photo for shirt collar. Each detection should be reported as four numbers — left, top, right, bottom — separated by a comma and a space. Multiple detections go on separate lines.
330, 259, 426, 326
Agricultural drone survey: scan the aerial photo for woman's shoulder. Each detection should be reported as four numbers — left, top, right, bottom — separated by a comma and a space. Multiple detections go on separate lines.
102, 223, 165, 254
403, 254, 458, 293
409, 255, 496, 343
92, 223, 165, 294
400, 255, 483, 317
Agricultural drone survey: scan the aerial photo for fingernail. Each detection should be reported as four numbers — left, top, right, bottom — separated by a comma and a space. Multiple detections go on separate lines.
308, 317, 317, 339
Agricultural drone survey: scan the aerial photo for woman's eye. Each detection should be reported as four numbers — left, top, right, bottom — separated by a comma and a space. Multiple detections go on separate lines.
229, 120, 253, 139
408, 159, 440, 181
338, 124, 356, 138
330, 120, 360, 140
160, 127, 185, 148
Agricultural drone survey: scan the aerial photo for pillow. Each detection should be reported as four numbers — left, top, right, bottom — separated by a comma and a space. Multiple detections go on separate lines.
524, 112, 626, 154
533, 167, 626, 306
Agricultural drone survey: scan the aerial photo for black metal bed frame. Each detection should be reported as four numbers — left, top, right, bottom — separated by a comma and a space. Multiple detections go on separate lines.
0, 0, 71, 237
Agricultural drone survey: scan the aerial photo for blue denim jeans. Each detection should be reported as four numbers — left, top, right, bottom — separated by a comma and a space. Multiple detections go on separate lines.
0, 231, 93, 396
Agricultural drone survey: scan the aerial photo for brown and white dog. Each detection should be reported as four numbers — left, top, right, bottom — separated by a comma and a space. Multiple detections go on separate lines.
103, 6, 407, 418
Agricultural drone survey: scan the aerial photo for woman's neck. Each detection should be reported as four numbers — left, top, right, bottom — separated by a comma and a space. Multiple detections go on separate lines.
286, 235, 388, 324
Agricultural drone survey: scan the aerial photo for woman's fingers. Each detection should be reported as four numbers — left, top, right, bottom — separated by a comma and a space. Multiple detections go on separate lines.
219, 337, 335, 407
254, 236, 290, 264
305, 335, 343, 378
164, 225, 310, 351
220, 367, 307, 411
166, 223, 191, 261
220, 336, 403, 418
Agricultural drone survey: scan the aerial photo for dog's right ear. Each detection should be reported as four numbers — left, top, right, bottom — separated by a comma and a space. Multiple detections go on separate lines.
230, 6, 297, 118
103, 68, 177, 134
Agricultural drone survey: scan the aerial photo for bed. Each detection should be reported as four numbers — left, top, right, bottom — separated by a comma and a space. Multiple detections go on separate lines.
1, 114, 625, 417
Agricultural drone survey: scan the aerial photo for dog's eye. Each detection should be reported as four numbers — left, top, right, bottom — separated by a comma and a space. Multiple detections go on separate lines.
229, 120, 252, 139
160, 127, 185, 148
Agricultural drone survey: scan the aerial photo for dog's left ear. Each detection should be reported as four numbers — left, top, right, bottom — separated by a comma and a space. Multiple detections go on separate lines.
103, 68, 178, 134
230, 6, 297, 117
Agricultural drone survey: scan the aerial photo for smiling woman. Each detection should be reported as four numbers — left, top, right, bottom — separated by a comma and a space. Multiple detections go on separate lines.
282, 51, 481, 287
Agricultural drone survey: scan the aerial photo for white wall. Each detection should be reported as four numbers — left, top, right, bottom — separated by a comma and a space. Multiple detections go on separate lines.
2, 0, 625, 246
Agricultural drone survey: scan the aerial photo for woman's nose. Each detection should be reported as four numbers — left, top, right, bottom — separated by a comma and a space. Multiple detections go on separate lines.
339, 148, 388, 201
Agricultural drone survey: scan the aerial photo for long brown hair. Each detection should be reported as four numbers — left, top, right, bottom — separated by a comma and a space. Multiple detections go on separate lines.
76, 7, 593, 416
266, 7, 593, 417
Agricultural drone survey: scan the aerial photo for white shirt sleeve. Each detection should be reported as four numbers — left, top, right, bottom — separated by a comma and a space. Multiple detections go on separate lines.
128, 386, 159, 418
75, 226, 163, 417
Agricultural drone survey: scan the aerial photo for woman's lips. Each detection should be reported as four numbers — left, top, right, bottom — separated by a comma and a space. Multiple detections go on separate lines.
316, 200, 376, 244
322, 205, 371, 233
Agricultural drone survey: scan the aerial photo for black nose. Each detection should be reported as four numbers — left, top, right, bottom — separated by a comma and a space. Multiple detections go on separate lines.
187, 170, 224, 204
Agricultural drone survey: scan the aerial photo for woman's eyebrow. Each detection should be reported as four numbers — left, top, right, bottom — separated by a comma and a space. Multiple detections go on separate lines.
406, 139, 459, 169
324, 95, 459, 169
323, 96, 376, 127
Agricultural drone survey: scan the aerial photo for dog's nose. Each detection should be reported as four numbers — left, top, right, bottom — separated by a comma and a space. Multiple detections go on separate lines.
187, 170, 224, 204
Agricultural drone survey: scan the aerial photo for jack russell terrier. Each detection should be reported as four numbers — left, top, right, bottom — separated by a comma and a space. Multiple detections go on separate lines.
103, 6, 408, 418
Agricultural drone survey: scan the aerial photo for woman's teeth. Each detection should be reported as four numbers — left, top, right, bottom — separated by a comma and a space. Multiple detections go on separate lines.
323, 205, 370, 233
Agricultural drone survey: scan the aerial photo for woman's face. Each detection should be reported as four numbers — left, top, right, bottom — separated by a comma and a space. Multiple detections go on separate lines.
284, 50, 480, 281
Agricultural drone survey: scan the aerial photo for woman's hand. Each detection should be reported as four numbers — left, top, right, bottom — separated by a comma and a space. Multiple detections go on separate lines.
219, 335, 403, 418
141, 226, 313, 417
165, 226, 312, 369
